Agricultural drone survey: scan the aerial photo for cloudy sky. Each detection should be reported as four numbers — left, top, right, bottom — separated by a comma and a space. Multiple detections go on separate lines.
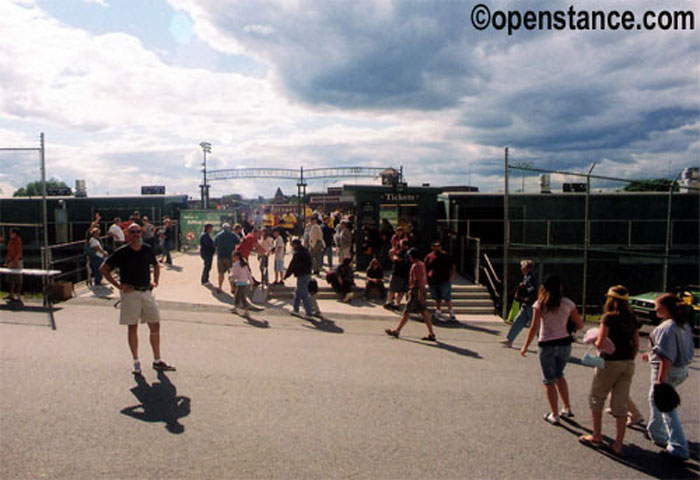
0, 0, 698, 198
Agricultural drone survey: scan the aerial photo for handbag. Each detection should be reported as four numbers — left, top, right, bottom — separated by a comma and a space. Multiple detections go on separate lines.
506, 300, 520, 324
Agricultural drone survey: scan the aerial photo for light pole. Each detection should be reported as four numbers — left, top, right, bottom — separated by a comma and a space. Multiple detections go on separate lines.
663, 171, 682, 292
581, 161, 597, 321
199, 142, 211, 209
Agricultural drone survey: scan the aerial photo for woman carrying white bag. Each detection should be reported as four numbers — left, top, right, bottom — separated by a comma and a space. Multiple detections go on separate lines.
579, 285, 640, 456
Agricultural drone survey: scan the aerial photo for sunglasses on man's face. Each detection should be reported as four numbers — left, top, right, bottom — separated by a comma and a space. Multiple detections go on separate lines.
129, 230, 142, 234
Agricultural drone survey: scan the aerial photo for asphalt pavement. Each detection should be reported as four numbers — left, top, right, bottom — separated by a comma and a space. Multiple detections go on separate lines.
1, 298, 698, 479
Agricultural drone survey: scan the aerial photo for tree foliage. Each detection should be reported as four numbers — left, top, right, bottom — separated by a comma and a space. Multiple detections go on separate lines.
13, 178, 71, 197
623, 178, 679, 192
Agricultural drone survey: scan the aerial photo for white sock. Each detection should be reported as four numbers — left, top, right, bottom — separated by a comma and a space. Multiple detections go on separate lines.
154, 358, 161, 363
133, 359, 140, 367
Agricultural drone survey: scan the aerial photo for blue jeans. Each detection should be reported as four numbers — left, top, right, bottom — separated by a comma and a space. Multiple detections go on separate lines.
259, 255, 269, 284
506, 304, 533, 343
90, 256, 103, 285
538, 343, 572, 384
293, 274, 313, 316
201, 254, 213, 284
647, 366, 689, 459
163, 241, 173, 264
324, 245, 333, 269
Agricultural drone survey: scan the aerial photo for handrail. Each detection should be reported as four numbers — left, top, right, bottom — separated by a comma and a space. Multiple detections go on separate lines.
481, 266, 500, 299
482, 252, 500, 285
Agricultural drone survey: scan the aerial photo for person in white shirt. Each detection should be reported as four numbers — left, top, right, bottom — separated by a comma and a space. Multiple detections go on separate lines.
88, 227, 108, 286
108, 217, 125, 248
309, 216, 325, 276
258, 228, 275, 286
272, 228, 286, 285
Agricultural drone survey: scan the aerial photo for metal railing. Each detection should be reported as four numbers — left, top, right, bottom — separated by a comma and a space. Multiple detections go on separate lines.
38, 222, 179, 288
480, 252, 502, 313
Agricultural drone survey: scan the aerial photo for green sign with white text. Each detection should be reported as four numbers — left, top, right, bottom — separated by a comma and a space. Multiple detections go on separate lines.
179, 210, 237, 248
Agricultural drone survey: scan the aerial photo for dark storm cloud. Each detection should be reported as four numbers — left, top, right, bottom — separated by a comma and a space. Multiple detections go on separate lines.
182, 0, 699, 183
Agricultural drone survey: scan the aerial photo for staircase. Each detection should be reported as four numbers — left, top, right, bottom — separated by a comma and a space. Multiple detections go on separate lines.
266, 274, 494, 315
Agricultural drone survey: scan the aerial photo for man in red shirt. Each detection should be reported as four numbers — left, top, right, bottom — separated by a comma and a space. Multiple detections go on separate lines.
4, 227, 23, 303
385, 248, 436, 341
424, 240, 456, 321
235, 226, 266, 285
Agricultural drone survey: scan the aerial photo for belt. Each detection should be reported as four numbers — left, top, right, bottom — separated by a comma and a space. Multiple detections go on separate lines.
132, 286, 152, 291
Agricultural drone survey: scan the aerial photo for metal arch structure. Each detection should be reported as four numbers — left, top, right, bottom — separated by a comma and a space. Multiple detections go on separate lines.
207, 166, 394, 181
204, 165, 402, 225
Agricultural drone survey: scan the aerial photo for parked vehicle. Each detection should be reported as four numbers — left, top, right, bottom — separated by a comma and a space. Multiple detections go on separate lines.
630, 286, 700, 347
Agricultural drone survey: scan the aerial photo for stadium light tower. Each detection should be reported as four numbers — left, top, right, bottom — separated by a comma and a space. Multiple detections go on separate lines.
199, 141, 211, 209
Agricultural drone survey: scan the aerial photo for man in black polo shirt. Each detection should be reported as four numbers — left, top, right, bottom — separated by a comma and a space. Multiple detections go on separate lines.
101, 223, 175, 375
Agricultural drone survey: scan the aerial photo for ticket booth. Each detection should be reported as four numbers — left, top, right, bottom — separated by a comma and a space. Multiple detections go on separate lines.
343, 185, 442, 270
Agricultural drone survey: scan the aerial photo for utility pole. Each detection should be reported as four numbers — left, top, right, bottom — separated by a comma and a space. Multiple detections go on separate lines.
663, 171, 682, 292
581, 162, 597, 320
503, 147, 509, 320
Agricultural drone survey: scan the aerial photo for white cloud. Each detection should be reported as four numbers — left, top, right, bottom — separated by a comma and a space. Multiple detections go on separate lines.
82, 0, 109, 7
1, 0, 697, 201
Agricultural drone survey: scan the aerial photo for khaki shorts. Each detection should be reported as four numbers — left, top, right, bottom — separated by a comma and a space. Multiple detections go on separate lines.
217, 256, 233, 274
119, 289, 161, 325
7, 260, 22, 284
589, 359, 635, 417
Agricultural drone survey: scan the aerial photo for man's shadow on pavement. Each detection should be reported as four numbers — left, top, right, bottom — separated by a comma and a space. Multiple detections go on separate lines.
205, 284, 235, 306
301, 315, 344, 334
120, 372, 191, 434
403, 338, 481, 359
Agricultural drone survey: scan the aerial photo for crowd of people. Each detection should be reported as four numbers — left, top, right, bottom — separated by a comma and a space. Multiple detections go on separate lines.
195, 208, 458, 330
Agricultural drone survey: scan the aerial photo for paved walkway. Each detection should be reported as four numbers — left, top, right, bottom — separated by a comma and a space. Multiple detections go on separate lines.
75, 250, 501, 323
1, 301, 698, 479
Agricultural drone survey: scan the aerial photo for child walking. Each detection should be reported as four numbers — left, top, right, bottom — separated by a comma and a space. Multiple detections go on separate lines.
230, 252, 253, 315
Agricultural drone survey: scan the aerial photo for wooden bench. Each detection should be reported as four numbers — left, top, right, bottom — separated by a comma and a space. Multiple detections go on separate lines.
0, 267, 62, 329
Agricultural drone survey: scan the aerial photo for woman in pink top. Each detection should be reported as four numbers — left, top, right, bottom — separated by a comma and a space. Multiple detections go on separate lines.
521, 275, 582, 425
229, 252, 254, 315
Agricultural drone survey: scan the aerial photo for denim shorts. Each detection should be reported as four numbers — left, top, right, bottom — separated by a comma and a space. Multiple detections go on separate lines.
538, 343, 572, 384
429, 281, 452, 301
274, 260, 285, 272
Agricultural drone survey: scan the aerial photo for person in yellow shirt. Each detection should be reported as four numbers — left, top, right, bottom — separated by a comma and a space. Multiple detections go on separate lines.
262, 209, 275, 228
282, 211, 297, 233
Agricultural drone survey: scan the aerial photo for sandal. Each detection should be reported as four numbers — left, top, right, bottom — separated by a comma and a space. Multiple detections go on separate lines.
627, 416, 644, 427
385, 329, 399, 338
543, 413, 561, 425
421, 334, 437, 342
578, 434, 603, 448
